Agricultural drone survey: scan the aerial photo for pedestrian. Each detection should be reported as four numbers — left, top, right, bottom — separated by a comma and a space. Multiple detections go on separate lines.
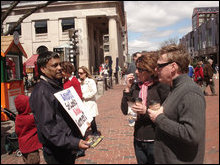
121, 52, 170, 164
61, 61, 83, 99
188, 63, 194, 79
78, 66, 101, 137
29, 51, 89, 164
215, 65, 219, 79
14, 94, 42, 164
148, 44, 206, 164
202, 59, 217, 96
126, 52, 142, 75
104, 56, 113, 89
194, 60, 204, 87
126, 52, 142, 82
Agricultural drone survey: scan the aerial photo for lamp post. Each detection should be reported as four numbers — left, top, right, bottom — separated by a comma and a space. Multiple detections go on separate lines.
69, 28, 79, 76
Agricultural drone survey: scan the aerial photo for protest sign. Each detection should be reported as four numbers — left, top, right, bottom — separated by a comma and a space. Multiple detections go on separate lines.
54, 86, 93, 136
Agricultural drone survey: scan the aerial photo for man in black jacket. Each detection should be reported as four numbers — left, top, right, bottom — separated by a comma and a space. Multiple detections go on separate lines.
29, 51, 89, 164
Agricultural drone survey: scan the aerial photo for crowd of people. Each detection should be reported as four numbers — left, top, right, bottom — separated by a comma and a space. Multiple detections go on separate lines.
192, 58, 218, 96
12, 43, 218, 164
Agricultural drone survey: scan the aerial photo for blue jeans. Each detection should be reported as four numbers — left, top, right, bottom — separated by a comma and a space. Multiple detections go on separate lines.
134, 139, 154, 164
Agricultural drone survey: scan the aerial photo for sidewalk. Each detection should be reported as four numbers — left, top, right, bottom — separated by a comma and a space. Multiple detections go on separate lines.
203, 78, 219, 164
1, 79, 219, 164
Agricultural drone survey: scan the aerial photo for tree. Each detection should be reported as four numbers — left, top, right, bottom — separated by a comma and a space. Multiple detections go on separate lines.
160, 36, 179, 48
1, 1, 56, 36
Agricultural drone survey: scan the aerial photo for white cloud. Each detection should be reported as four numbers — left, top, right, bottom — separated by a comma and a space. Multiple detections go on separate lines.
141, 30, 174, 39
128, 39, 161, 52
178, 26, 192, 35
125, 1, 219, 33
124, 1, 219, 54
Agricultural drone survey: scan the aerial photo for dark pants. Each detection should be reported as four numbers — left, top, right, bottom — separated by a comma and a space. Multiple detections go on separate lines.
43, 150, 76, 164
134, 139, 154, 164
91, 117, 98, 134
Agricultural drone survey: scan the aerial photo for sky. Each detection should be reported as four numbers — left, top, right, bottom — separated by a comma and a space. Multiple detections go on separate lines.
124, 1, 219, 55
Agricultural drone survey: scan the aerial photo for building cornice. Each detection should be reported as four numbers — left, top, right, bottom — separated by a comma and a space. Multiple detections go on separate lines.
2, 1, 125, 26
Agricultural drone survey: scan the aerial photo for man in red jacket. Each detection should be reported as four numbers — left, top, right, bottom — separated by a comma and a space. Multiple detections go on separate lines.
15, 94, 42, 164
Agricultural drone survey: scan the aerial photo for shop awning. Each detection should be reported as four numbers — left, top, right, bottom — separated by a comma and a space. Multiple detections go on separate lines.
24, 54, 38, 68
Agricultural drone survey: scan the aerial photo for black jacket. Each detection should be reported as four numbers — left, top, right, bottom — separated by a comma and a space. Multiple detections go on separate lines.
29, 76, 82, 157
121, 81, 170, 140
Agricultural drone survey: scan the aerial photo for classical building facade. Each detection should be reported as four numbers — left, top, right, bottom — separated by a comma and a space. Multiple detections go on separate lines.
2, 1, 128, 74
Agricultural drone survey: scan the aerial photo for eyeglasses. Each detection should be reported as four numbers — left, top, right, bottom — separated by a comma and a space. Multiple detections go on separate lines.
78, 72, 85, 75
136, 67, 149, 73
157, 61, 174, 69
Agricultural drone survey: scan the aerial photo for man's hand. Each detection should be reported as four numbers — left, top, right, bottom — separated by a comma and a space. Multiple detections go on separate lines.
147, 106, 164, 122
78, 139, 90, 150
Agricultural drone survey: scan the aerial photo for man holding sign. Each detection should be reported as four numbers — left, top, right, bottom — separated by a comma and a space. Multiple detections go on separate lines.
29, 51, 89, 164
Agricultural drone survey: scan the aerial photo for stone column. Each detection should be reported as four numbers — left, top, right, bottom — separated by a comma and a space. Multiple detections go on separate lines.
88, 23, 95, 72
108, 16, 119, 73
21, 22, 33, 59
75, 17, 89, 68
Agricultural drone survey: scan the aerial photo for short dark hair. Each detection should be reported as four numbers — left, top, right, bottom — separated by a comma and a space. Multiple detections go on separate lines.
37, 51, 60, 75
36, 46, 48, 55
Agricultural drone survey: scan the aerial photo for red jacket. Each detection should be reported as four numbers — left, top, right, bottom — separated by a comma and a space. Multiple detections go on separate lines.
63, 76, 83, 99
194, 66, 204, 82
15, 95, 42, 154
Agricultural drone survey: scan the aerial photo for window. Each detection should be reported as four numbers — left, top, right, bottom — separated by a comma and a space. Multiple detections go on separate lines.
199, 18, 204, 26
61, 18, 74, 32
103, 35, 109, 43
7, 23, 21, 35
207, 29, 212, 47
104, 45, 109, 52
192, 16, 197, 29
35, 20, 47, 34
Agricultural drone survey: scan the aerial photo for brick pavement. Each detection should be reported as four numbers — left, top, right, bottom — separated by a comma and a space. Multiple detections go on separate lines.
1, 79, 219, 164
203, 78, 219, 164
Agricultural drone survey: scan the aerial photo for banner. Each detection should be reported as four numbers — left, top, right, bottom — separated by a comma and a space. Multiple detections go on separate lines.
54, 86, 93, 136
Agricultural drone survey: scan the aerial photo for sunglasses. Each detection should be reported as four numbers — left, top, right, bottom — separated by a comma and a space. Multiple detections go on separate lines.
136, 67, 149, 73
157, 61, 174, 69
78, 72, 85, 75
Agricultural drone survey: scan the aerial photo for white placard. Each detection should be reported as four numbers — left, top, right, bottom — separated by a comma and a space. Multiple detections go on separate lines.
54, 86, 93, 136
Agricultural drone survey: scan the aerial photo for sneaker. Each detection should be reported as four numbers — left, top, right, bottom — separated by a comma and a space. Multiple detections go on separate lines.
128, 121, 135, 127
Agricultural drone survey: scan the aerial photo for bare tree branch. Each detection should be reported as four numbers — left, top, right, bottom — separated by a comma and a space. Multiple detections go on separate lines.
1, 1, 20, 25
160, 36, 179, 48
3, 1, 56, 36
